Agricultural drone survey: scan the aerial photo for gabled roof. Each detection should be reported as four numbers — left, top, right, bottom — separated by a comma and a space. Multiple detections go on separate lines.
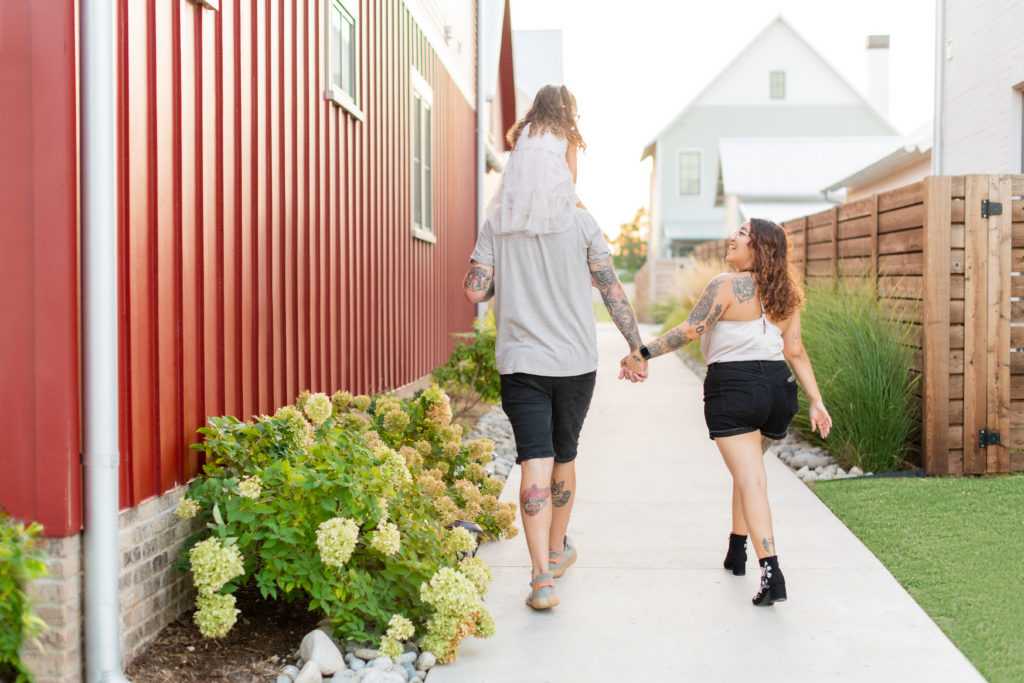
640, 15, 895, 160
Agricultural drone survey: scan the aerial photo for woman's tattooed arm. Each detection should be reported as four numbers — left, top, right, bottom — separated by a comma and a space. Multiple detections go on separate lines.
644, 275, 730, 358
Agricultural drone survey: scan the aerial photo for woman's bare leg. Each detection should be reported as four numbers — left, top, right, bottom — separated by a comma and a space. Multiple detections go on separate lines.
716, 432, 775, 559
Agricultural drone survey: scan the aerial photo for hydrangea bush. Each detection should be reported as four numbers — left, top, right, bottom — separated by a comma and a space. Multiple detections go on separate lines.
180, 385, 513, 662
432, 313, 500, 421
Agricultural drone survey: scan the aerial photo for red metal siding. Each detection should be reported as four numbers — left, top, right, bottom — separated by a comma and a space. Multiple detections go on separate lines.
114, 0, 478, 508
0, 0, 82, 536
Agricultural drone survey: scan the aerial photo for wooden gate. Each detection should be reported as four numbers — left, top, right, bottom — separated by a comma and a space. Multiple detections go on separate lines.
956, 176, 1019, 473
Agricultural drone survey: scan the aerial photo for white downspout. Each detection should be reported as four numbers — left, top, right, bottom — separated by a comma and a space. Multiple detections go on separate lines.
475, 1, 488, 320
932, 0, 945, 175
81, 1, 131, 682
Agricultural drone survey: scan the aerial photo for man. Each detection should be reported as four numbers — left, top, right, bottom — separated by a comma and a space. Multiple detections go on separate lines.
463, 210, 645, 609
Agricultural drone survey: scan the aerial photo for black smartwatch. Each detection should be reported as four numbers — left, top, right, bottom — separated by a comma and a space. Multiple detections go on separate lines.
639, 344, 652, 360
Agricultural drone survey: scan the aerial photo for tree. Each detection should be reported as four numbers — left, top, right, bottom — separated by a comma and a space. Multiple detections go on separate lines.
611, 207, 649, 276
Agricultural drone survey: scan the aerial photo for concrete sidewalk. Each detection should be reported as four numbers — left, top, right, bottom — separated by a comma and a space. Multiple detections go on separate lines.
430, 323, 983, 683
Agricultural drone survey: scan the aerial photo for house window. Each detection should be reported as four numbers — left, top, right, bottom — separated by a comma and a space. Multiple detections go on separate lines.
325, 0, 362, 119
770, 70, 786, 100
412, 67, 434, 243
678, 150, 701, 196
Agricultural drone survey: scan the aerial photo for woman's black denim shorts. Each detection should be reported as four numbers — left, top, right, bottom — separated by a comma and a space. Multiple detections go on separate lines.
703, 360, 798, 440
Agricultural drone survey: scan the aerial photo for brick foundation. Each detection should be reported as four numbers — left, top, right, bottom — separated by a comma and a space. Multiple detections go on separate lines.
22, 486, 198, 683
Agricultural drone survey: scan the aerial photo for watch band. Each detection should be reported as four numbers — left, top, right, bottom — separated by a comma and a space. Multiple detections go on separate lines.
639, 345, 652, 360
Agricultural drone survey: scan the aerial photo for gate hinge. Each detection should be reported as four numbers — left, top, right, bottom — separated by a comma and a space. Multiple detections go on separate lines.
978, 428, 1001, 449
981, 199, 1003, 218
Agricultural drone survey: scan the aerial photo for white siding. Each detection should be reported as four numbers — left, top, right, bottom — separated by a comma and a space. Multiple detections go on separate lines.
404, 0, 476, 106
940, 0, 1024, 173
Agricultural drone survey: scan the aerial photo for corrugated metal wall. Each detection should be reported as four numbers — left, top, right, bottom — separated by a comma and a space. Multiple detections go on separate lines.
116, 0, 477, 508
0, 0, 82, 536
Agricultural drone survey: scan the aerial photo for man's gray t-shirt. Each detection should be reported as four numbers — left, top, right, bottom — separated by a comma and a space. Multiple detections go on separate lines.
470, 209, 611, 377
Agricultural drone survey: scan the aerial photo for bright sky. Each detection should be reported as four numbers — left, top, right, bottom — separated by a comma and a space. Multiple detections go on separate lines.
510, 0, 936, 238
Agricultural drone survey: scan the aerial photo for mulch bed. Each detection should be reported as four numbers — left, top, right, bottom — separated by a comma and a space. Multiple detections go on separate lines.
126, 585, 318, 682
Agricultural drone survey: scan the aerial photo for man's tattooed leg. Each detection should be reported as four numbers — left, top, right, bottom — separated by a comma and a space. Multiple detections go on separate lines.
521, 484, 551, 516
551, 480, 572, 508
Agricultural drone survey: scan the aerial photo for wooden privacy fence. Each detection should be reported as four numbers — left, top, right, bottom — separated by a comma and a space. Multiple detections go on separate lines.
689, 175, 1024, 475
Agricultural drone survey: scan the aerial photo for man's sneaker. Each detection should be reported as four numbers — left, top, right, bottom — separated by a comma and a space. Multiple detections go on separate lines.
549, 537, 577, 579
525, 572, 559, 610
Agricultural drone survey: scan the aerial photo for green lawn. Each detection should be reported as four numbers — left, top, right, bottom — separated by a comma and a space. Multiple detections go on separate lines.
592, 301, 611, 323
814, 475, 1024, 683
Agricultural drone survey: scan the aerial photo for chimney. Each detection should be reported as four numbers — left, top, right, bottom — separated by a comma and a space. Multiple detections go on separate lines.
866, 34, 890, 118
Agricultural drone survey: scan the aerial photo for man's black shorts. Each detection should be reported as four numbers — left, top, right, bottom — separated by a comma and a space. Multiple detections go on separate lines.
703, 360, 797, 440
499, 371, 597, 464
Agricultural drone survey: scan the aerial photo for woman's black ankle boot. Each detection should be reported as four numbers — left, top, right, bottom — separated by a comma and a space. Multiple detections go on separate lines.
752, 556, 787, 606
723, 533, 747, 576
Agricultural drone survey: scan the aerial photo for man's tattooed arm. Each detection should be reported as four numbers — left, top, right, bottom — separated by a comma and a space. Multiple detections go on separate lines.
463, 261, 495, 303
589, 256, 643, 351
644, 275, 730, 359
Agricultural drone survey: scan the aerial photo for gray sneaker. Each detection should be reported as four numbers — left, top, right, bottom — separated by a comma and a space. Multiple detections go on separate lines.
549, 537, 577, 579
525, 571, 559, 610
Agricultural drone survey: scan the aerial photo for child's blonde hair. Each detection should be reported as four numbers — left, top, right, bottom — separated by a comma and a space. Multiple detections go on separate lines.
506, 84, 586, 151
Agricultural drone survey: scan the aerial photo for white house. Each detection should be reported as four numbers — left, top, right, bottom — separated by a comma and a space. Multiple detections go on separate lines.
933, 0, 1023, 175
641, 16, 898, 260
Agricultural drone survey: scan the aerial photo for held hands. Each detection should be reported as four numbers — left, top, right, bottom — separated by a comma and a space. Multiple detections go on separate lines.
619, 350, 648, 383
809, 399, 833, 439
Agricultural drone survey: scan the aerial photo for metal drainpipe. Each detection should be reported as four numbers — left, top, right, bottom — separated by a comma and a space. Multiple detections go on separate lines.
932, 0, 945, 175
81, 1, 131, 681
475, 1, 488, 320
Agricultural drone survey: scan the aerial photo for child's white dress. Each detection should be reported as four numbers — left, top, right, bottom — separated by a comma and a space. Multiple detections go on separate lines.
485, 123, 583, 237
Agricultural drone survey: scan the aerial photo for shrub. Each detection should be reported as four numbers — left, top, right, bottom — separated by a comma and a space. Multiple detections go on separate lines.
793, 282, 919, 472
182, 385, 515, 662
432, 313, 500, 423
0, 514, 48, 682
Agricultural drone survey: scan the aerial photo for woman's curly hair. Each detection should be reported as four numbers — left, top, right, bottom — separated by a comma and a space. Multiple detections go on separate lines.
506, 84, 586, 150
749, 218, 803, 321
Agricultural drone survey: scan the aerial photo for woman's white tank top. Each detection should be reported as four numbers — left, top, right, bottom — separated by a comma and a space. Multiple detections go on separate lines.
701, 300, 785, 365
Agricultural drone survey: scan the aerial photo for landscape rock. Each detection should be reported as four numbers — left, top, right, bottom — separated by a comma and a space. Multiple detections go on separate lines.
370, 657, 393, 670
354, 649, 381, 661
397, 652, 417, 666
277, 676, 293, 683
346, 655, 366, 671
416, 652, 437, 671
300, 629, 347, 675
850, 466, 864, 477
295, 660, 325, 683
359, 671, 406, 683
282, 665, 302, 681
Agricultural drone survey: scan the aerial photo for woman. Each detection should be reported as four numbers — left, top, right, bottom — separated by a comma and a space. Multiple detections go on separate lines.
622, 218, 832, 606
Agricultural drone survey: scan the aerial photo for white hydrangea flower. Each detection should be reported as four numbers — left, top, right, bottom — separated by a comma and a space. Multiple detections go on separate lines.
369, 521, 401, 557
304, 392, 332, 426
237, 475, 262, 500
189, 537, 244, 595
193, 592, 239, 638
316, 517, 359, 568
176, 497, 201, 520
443, 526, 477, 556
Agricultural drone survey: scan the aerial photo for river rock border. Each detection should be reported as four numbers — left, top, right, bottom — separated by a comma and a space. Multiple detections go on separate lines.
467, 406, 517, 483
